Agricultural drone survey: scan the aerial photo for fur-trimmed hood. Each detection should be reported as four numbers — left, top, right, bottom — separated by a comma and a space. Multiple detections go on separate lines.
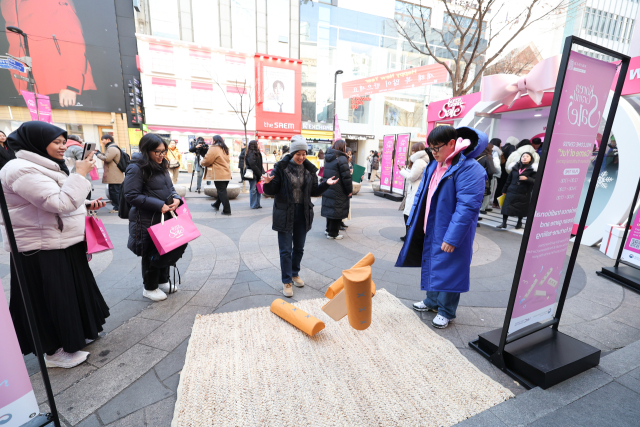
506, 145, 540, 173
507, 161, 538, 172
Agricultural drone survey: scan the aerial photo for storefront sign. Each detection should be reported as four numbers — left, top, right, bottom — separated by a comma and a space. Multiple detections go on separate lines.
392, 133, 410, 194
302, 122, 333, 131
254, 54, 302, 139
350, 96, 371, 109
0, 280, 39, 426
438, 98, 465, 119
380, 135, 395, 192
427, 92, 481, 132
508, 52, 617, 334
343, 134, 375, 140
622, 210, 640, 268
342, 63, 448, 99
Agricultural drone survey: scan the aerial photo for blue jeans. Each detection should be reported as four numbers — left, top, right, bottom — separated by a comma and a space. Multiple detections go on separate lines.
277, 204, 307, 284
249, 179, 261, 208
423, 291, 461, 320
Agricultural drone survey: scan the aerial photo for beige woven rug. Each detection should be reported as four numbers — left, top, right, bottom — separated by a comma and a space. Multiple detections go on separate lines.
172, 290, 513, 427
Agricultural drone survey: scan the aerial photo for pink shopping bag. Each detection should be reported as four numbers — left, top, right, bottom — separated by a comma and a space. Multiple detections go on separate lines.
90, 166, 99, 180
148, 211, 201, 255
176, 197, 192, 219
85, 214, 114, 254
256, 181, 264, 194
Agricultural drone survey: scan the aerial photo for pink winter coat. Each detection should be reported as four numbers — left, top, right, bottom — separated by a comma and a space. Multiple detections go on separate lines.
0, 151, 91, 252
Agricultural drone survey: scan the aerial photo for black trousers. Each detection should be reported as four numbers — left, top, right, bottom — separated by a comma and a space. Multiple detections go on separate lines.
108, 183, 122, 210
326, 218, 342, 237
141, 255, 170, 291
213, 181, 231, 213
403, 214, 409, 237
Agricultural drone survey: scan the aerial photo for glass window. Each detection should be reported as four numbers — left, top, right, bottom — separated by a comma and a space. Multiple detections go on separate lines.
383, 97, 423, 128
190, 51, 212, 78
153, 78, 178, 106
231, 0, 256, 53
150, 44, 175, 75
349, 96, 370, 124
151, 0, 180, 40
192, 83, 213, 109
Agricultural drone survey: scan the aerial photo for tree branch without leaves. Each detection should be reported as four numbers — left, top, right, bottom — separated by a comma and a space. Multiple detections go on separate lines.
213, 78, 254, 143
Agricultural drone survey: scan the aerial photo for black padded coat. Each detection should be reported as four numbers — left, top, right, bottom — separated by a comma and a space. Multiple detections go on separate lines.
501, 162, 536, 218
320, 148, 353, 220
245, 150, 265, 180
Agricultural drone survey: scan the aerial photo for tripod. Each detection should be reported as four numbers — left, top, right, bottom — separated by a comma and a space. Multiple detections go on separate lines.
189, 154, 202, 192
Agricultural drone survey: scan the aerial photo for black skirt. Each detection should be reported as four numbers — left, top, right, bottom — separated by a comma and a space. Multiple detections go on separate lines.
9, 241, 110, 355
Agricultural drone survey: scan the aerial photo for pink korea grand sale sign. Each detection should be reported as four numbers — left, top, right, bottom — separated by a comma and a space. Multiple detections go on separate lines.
379, 135, 395, 192
508, 52, 617, 334
392, 133, 410, 195
621, 209, 640, 268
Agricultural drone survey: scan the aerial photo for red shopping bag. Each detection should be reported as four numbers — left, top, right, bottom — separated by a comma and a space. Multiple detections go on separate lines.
176, 197, 192, 219
148, 211, 200, 255
256, 181, 264, 194
89, 166, 99, 180
85, 214, 114, 254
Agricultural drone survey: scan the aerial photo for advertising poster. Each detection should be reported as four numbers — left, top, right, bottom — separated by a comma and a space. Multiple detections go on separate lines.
334, 114, 342, 141
621, 209, 640, 268
508, 52, 617, 335
380, 135, 396, 192
0, 280, 39, 426
20, 91, 53, 123
342, 63, 448, 98
392, 133, 410, 194
254, 55, 302, 139
0, 0, 125, 112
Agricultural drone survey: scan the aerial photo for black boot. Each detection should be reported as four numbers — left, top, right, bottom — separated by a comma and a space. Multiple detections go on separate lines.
515, 219, 523, 229
496, 221, 507, 229
400, 236, 406, 242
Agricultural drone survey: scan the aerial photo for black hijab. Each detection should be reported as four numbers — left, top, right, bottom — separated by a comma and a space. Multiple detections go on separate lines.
7, 121, 69, 175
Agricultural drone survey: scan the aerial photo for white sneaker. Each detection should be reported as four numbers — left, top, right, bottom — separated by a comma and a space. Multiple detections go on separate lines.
159, 282, 178, 294
412, 301, 438, 313
327, 235, 344, 240
45, 348, 90, 369
143, 288, 167, 301
282, 283, 293, 297
432, 314, 450, 329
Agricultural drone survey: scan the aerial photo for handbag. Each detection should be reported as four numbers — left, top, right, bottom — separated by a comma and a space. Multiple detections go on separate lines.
85, 213, 114, 254
148, 211, 201, 255
169, 160, 180, 169
244, 168, 254, 180
90, 166, 99, 180
256, 181, 264, 194
318, 166, 324, 177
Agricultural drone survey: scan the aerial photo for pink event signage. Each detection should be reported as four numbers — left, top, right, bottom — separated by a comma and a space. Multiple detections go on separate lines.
0, 279, 39, 425
392, 133, 410, 194
334, 114, 342, 142
20, 91, 53, 123
508, 52, 617, 335
621, 209, 640, 268
380, 135, 396, 191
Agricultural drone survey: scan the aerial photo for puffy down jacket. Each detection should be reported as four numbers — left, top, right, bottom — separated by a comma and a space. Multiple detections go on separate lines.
320, 148, 352, 220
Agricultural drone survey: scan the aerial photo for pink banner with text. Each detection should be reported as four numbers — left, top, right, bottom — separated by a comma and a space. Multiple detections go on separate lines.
380, 135, 395, 191
20, 91, 53, 123
622, 209, 640, 268
508, 52, 617, 334
392, 133, 410, 194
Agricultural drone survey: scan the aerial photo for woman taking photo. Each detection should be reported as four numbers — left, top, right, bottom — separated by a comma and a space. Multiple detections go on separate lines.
498, 152, 537, 230
321, 139, 353, 240
399, 142, 428, 241
0, 130, 15, 170
124, 134, 182, 302
245, 140, 265, 209
166, 140, 182, 184
201, 135, 231, 215
0, 122, 109, 368
262, 136, 338, 297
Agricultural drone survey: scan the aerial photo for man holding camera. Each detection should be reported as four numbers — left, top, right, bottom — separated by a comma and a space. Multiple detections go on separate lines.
189, 137, 208, 192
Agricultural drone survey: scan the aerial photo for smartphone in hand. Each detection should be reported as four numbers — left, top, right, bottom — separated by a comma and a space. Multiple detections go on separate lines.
82, 142, 97, 159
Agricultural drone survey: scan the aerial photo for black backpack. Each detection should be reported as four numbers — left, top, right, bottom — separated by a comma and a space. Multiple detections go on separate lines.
116, 149, 131, 173
118, 187, 131, 219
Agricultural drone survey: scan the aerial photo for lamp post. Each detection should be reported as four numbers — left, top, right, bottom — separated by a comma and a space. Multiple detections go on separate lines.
6, 26, 34, 93
333, 70, 343, 141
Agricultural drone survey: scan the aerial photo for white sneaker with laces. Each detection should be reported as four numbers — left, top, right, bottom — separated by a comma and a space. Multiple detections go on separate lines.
432, 314, 450, 329
412, 301, 438, 313
143, 288, 168, 301
159, 282, 178, 294
45, 348, 90, 368
327, 235, 344, 240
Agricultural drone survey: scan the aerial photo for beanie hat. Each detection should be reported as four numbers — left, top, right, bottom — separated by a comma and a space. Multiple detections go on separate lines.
290, 135, 308, 153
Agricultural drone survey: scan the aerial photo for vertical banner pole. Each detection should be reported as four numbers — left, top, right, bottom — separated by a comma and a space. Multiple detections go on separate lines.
613, 176, 640, 268
553, 55, 629, 327
389, 134, 397, 194
0, 180, 61, 427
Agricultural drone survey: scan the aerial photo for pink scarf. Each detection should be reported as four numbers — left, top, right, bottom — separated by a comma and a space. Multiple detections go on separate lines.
424, 138, 471, 232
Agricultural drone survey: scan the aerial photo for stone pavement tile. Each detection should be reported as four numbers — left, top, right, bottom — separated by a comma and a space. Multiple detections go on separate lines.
154, 338, 189, 381
558, 324, 614, 352
238, 260, 249, 271
215, 294, 279, 313
219, 283, 251, 305
86, 317, 163, 368
616, 366, 640, 394
105, 408, 144, 427
99, 286, 132, 308
30, 362, 96, 404
317, 266, 344, 281
137, 291, 197, 322
288, 285, 323, 301
622, 289, 640, 308
248, 280, 281, 296
562, 316, 640, 350
211, 259, 240, 278
178, 269, 212, 291
301, 259, 334, 274
527, 382, 640, 427
189, 278, 234, 307
453, 408, 508, 426
607, 300, 640, 329
234, 269, 261, 284
75, 414, 101, 427
296, 267, 333, 290
458, 348, 526, 396
468, 307, 508, 328
163, 371, 181, 392
102, 300, 151, 334
597, 338, 640, 378
381, 269, 417, 286
490, 367, 612, 427
373, 279, 398, 296
185, 255, 215, 272
563, 295, 614, 321
55, 344, 168, 425
252, 266, 283, 288
459, 290, 510, 308
98, 370, 173, 425
453, 324, 494, 349
395, 283, 425, 301
577, 274, 624, 309
141, 304, 213, 352
144, 396, 177, 427
242, 252, 273, 271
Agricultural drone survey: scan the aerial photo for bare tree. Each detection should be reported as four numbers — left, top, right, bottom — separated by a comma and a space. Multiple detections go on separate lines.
395, 0, 579, 97
483, 42, 542, 76
212, 78, 254, 144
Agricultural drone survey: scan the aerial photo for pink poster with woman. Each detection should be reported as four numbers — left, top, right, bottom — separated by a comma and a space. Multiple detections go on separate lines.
508, 52, 617, 334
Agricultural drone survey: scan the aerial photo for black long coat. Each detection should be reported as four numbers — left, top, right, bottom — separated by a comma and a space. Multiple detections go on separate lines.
501, 162, 536, 218
0, 144, 16, 170
245, 150, 265, 180
124, 162, 180, 257
263, 155, 329, 233
321, 148, 353, 220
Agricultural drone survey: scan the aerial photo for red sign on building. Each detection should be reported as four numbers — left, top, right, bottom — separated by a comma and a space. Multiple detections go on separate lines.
254, 54, 303, 140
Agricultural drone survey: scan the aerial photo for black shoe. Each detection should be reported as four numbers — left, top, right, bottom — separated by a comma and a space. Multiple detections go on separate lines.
515, 220, 523, 230
496, 222, 507, 229
211, 203, 219, 210
486, 208, 493, 212
221, 212, 232, 216
340, 226, 346, 230
477, 217, 483, 221
341, 222, 348, 228
480, 210, 487, 214
400, 236, 406, 241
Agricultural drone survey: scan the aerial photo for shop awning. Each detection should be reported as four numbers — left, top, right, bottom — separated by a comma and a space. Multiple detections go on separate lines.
256, 130, 298, 140
302, 129, 333, 140
147, 125, 252, 137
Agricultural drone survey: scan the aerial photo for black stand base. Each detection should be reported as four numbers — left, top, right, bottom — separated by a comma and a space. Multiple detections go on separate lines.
373, 191, 403, 202
598, 265, 640, 293
23, 413, 56, 427
470, 327, 600, 390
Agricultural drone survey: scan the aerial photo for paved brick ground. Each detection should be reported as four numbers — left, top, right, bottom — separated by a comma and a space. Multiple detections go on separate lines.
3, 172, 640, 426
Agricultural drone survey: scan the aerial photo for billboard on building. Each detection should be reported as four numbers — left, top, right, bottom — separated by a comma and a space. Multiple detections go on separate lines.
0, 0, 125, 112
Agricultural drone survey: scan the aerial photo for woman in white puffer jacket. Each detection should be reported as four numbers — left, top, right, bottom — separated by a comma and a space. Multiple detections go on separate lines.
0, 122, 109, 369
399, 143, 429, 241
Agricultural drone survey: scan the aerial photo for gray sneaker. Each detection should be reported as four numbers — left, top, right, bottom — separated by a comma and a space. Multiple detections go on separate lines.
282, 283, 293, 297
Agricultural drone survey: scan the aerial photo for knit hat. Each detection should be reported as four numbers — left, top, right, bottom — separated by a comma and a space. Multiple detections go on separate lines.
290, 135, 308, 153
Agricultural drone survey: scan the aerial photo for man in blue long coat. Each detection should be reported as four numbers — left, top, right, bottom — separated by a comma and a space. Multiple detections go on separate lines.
396, 126, 487, 329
